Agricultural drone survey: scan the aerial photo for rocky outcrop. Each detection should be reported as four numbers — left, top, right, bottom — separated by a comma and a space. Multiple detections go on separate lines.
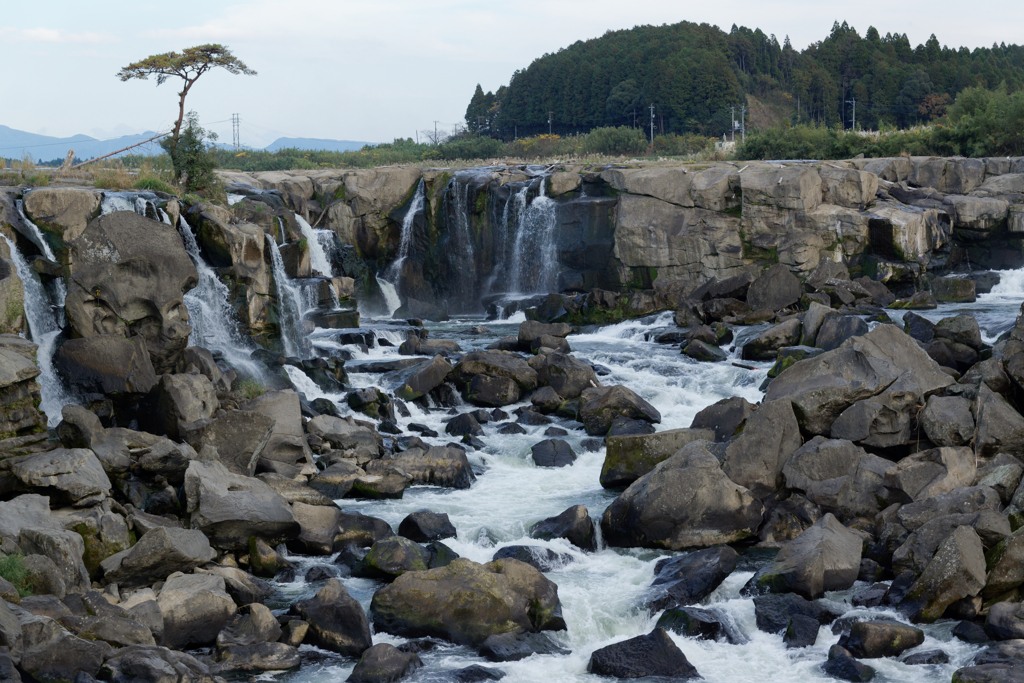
64, 211, 198, 373
0, 335, 46, 437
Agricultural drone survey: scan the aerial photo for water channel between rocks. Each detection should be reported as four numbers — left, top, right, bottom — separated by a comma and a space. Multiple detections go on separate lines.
263, 277, 1024, 683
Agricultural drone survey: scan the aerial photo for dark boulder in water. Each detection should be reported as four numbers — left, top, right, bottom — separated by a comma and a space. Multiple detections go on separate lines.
587, 628, 700, 680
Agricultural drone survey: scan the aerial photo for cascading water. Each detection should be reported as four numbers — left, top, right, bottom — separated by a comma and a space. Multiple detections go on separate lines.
1, 235, 74, 426
16, 201, 67, 326
296, 214, 335, 278
176, 217, 263, 376
376, 277, 402, 316
385, 179, 426, 284
267, 240, 305, 357
443, 173, 480, 310
508, 177, 559, 294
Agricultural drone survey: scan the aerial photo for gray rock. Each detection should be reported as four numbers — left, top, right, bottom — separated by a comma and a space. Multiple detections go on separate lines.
579, 385, 661, 436
241, 389, 314, 478
744, 514, 863, 600
399, 511, 456, 543
53, 335, 157, 398
587, 628, 700, 680
63, 211, 198, 373
17, 528, 90, 594
183, 460, 299, 550
922, 395, 975, 447
348, 643, 422, 683
985, 602, 1024, 641
722, 399, 802, 499
753, 593, 840, 634
747, 263, 802, 312
213, 642, 301, 673
0, 494, 60, 540
690, 396, 754, 442
936, 314, 984, 349
518, 321, 571, 346
478, 631, 569, 662
830, 390, 916, 448
893, 511, 1009, 577
896, 486, 1003, 532
354, 537, 432, 580
645, 546, 738, 612
530, 439, 576, 468
815, 315, 869, 352
765, 325, 953, 435
900, 525, 986, 623
306, 414, 382, 462
601, 427, 716, 488
157, 572, 237, 649
782, 437, 891, 517
182, 410, 275, 477
391, 355, 452, 401
885, 446, 976, 503
0, 448, 111, 507
293, 578, 372, 656
150, 374, 219, 440
536, 353, 600, 399
100, 526, 216, 587
529, 505, 595, 552
742, 319, 801, 360
974, 386, 1024, 459
215, 603, 281, 648
601, 443, 764, 550
379, 446, 475, 489
14, 609, 105, 683
22, 555, 65, 598
99, 644, 220, 683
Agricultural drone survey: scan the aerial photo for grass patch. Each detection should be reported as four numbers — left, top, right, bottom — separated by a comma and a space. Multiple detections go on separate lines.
238, 378, 267, 401
0, 552, 34, 597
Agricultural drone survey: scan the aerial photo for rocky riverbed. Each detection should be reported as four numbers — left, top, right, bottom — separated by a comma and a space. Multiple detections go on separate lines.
1, 156, 1024, 683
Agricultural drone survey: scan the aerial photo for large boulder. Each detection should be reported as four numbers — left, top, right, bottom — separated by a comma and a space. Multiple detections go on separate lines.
0, 336, 46, 436
535, 353, 599, 400
746, 264, 803, 312
529, 505, 595, 551
601, 442, 764, 550
64, 211, 199, 373
921, 395, 975, 447
765, 324, 953, 435
53, 334, 157, 396
884, 447, 976, 502
829, 390, 917, 448
781, 436, 892, 518
744, 514, 863, 599
375, 446, 475, 489
354, 537, 432, 580
99, 644, 222, 683
0, 448, 111, 507
819, 165, 878, 209
892, 511, 1009, 577
348, 643, 422, 683
182, 410, 275, 477
588, 628, 700, 679
23, 187, 101, 242
579, 385, 661, 436
391, 355, 452, 401
157, 572, 237, 650
451, 351, 539, 403
518, 321, 571, 347
17, 528, 90, 594
974, 386, 1024, 459
742, 319, 802, 360
292, 578, 372, 656
100, 526, 215, 587
645, 546, 738, 612
722, 399, 802, 499
601, 428, 715, 488
241, 389, 314, 478
183, 460, 299, 550
899, 525, 986, 623
307, 414, 382, 462
369, 558, 565, 647
149, 373, 219, 441
13, 609, 106, 682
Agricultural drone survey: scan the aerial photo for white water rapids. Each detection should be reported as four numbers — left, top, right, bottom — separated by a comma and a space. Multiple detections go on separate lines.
265, 272, 1024, 683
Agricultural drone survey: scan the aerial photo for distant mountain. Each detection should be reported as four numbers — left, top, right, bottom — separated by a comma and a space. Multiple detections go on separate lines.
0, 125, 373, 161
0, 125, 167, 162
264, 137, 369, 152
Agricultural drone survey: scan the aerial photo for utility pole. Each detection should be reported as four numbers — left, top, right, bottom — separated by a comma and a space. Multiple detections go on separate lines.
632, 109, 637, 128
649, 104, 655, 144
846, 97, 856, 130
231, 113, 240, 151
730, 106, 736, 142
548, 111, 553, 135
434, 121, 439, 144
740, 105, 747, 143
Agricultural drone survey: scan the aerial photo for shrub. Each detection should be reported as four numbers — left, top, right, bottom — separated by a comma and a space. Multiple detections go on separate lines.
163, 111, 220, 195
0, 552, 33, 597
133, 177, 176, 194
581, 126, 648, 156
237, 378, 266, 401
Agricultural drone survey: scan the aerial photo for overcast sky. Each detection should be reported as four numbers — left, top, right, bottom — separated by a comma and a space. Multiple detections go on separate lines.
4, 1, 1021, 148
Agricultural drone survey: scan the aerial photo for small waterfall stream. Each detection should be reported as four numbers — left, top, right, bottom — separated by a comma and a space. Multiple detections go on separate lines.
296, 214, 335, 278
1, 235, 73, 427
176, 217, 262, 376
386, 179, 426, 284
508, 177, 559, 294
267, 240, 305, 357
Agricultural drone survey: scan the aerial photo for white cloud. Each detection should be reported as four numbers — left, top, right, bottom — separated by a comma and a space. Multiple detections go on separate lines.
2, 27, 116, 43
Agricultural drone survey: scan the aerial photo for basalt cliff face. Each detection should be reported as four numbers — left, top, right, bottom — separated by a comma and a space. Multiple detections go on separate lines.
219, 156, 1024, 315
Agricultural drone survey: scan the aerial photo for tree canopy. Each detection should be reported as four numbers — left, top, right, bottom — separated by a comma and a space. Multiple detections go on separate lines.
467, 21, 1024, 138
118, 44, 256, 148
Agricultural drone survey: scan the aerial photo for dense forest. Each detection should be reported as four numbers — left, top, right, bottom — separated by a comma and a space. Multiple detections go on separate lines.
465, 21, 1024, 138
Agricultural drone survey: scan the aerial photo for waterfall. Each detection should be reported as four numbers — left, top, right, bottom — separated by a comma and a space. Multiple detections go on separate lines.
385, 180, 426, 284
376, 276, 402, 317
16, 201, 67, 325
1, 235, 74, 427
508, 177, 559, 294
177, 217, 263, 376
295, 215, 334, 278
267, 240, 305, 358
